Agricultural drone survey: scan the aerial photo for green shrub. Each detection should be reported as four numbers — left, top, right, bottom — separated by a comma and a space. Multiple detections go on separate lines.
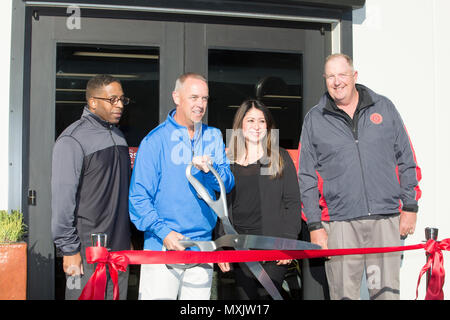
0, 210, 27, 243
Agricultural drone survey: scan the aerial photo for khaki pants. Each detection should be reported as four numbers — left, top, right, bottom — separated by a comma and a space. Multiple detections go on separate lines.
323, 215, 401, 300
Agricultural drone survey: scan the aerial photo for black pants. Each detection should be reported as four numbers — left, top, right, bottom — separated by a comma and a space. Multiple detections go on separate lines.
299, 220, 330, 300
64, 252, 129, 300
233, 261, 289, 300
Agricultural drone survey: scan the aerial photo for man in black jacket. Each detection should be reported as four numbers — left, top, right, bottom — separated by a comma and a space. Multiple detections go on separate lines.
51, 74, 132, 300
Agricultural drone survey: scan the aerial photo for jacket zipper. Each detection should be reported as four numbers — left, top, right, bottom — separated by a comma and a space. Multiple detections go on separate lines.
108, 125, 114, 142
350, 110, 371, 215
107, 124, 119, 158
324, 108, 372, 215
189, 122, 201, 160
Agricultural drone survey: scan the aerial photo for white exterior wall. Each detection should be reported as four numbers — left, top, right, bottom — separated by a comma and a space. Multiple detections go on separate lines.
0, 0, 12, 210
353, 0, 450, 299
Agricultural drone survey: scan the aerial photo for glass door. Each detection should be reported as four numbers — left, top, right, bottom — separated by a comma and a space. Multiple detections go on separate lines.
54, 43, 162, 300
208, 49, 303, 149
185, 23, 330, 150
185, 23, 330, 299
28, 15, 183, 299
55, 44, 160, 147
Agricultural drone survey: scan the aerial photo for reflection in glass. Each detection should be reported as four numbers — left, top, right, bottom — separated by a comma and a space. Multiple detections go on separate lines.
208, 49, 302, 149
55, 44, 159, 147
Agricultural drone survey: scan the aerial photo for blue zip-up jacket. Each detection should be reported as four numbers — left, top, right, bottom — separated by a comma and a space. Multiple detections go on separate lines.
299, 85, 421, 230
129, 109, 235, 250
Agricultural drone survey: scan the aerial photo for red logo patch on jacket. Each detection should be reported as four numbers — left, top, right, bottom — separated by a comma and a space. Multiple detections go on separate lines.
370, 113, 383, 124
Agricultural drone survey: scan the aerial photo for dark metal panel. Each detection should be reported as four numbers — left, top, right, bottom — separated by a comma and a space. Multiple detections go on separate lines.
28, 7, 337, 33
184, 23, 207, 79
290, 0, 365, 9
303, 27, 328, 115
339, 10, 353, 57
24, 0, 360, 24
28, 15, 56, 300
24, 0, 365, 10
160, 22, 185, 120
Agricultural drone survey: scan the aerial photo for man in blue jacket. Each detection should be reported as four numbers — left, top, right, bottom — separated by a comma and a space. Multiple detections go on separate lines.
129, 73, 234, 300
298, 54, 421, 300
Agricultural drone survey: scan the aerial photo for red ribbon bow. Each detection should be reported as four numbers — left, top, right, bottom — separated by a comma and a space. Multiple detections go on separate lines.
78, 247, 129, 300
416, 239, 450, 300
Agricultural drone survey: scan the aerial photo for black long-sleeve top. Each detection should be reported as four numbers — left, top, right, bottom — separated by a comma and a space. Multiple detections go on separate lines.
219, 148, 302, 239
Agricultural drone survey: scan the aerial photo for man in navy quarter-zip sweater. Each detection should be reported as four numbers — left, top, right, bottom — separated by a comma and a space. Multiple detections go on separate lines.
129, 73, 234, 300
51, 75, 132, 300
298, 54, 421, 300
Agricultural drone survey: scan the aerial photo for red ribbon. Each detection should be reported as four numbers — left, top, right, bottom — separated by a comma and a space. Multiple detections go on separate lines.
416, 239, 450, 300
78, 247, 129, 300
79, 239, 450, 300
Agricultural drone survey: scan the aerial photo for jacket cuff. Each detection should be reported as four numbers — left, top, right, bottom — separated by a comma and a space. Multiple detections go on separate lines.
63, 250, 81, 256
58, 244, 81, 256
402, 204, 418, 213
154, 225, 172, 243
307, 222, 324, 232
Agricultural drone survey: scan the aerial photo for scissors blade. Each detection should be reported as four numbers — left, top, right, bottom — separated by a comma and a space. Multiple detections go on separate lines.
242, 260, 283, 300
179, 234, 321, 251
216, 234, 321, 250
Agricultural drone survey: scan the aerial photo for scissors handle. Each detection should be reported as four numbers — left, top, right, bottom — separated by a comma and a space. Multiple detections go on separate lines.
185, 163, 228, 220
178, 239, 217, 251
186, 163, 238, 235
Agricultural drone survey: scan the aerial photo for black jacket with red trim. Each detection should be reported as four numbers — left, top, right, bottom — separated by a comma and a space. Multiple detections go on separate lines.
298, 84, 421, 231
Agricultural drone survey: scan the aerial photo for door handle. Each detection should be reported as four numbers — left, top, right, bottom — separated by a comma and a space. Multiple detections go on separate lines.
28, 189, 36, 206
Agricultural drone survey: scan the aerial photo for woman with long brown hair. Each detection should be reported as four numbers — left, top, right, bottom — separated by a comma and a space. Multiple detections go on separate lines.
218, 99, 302, 299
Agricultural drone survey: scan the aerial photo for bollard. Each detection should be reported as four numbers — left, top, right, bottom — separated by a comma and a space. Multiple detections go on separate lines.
424, 227, 438, 289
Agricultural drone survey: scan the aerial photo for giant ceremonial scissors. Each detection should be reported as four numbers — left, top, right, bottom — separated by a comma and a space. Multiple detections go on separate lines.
181, 162, 321, 300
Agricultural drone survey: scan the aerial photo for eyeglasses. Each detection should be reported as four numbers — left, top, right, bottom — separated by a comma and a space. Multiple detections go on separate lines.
323, 73, 354, 82
93, 95, 130, 105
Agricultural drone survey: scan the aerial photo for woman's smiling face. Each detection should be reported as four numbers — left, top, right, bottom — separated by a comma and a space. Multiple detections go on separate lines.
242, 107, 267, 143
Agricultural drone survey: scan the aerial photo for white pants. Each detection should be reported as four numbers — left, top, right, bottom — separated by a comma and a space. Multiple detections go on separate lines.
138, 263, 213, 300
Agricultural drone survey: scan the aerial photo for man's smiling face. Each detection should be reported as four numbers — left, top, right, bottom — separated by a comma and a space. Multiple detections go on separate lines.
324, 56, 358, 106
172, 77, 209, 128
